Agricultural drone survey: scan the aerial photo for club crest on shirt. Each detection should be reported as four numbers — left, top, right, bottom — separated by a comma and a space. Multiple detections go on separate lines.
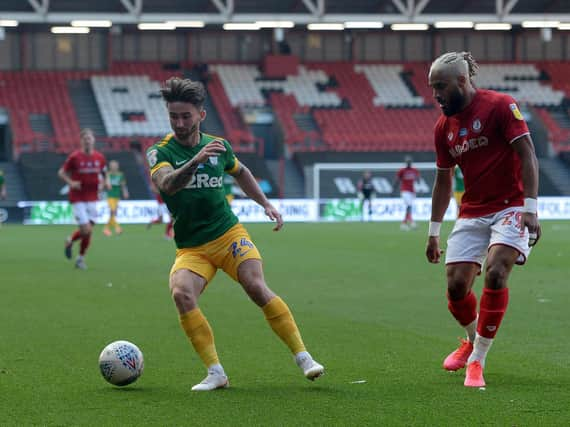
509, 103, 524, 120
472, 119, 482, 132
209, 156, 218, 166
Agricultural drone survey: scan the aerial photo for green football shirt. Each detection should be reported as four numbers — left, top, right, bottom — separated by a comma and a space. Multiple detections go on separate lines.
0, 170, 4, 187
107, 172, 125, 199
454, 167, 465, 192
147, 132, 240, 248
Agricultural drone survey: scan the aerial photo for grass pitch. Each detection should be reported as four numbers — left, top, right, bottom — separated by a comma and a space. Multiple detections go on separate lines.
1, 221, 569, 426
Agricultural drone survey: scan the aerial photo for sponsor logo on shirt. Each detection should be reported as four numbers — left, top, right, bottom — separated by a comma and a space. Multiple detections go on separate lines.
509, 103, 524, 120
185, 174, 223, 189
448, 136, 489, 158
175, 159, 189, 166
459, 128, 468, 137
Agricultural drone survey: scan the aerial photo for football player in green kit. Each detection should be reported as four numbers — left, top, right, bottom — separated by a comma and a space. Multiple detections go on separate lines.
147, 77, 324, 391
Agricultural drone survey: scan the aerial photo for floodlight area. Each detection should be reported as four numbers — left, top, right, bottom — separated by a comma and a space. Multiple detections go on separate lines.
344, 22, 384, 29
0, 20, 19, 27
474, 23, 512, 31
223, 23, 260, 30
137, 23, 176, 30
390, 23, 429, 31
51, 26, 90, 34
166, 21, 205, 28
307, 23, 344, 31
434, 21, 474, 29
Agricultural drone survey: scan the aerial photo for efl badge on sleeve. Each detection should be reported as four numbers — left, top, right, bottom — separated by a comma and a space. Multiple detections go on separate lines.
509, 103, 524, 120
147, 149, 158, 167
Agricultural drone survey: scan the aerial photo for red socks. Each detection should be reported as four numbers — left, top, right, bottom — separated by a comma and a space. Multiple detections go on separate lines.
71, 230, 82, 242
477, 288, 509, 339
447, 291, 478, 326
79, 233, 92, 256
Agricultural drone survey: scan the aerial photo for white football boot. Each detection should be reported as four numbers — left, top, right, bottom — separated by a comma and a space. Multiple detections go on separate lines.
191, 366, 229, 391
295, 351, 325, 381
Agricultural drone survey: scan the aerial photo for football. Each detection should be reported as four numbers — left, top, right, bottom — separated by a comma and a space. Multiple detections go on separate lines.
98, 340, 144, 386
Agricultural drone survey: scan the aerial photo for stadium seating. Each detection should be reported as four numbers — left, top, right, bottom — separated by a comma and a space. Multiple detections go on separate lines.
2, 61, 570, 157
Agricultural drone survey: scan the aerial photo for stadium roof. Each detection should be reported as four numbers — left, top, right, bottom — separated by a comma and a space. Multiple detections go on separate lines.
1, 0, 569, 26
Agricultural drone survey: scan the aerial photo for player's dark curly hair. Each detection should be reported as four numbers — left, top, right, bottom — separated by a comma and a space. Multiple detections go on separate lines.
160, 77, 207, 108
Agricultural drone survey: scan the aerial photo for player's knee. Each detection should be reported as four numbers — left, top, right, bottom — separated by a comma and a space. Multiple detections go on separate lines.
485, 263, 509, 289
446, 274, 471, 299
170, 285, 197, 311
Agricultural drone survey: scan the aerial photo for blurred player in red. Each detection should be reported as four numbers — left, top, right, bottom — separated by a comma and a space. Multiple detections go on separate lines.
426, 52, 541, 387
58, 128, 108, 270
393, 156, 420, 230
147, 180, 174, 239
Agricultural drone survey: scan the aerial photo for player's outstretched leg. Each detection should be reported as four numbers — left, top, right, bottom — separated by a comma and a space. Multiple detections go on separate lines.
262, 296, 325, 381
179, 308, 228, 391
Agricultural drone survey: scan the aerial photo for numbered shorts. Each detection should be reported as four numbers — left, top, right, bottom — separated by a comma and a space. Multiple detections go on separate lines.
72, 201, 98, 225
107, 197, 119, 212
445, 206, 531, 267
401, 191, 415, 207
170, 223, 262, 283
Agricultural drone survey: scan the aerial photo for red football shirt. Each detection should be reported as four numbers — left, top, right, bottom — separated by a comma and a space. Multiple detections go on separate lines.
62, 150, 106, 202
397, 167, 420, 193
434, 89, 529, 218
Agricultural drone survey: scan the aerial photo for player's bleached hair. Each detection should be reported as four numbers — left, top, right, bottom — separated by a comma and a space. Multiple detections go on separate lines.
160, 77, 207, 109
430, 51, 479, 79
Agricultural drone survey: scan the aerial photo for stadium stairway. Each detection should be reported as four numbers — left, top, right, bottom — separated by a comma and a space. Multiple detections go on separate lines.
538, 158, 570, 196
29, 113, 55, 137
0, 161, 27, 203
67, 79, 107, 136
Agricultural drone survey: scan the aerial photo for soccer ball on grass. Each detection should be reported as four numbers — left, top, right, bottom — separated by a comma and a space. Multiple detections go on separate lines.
98, 340, 144, 386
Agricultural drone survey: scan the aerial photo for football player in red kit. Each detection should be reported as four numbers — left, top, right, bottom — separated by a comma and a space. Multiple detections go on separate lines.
426, 52, 541, 387
394, 157, 421, 230
58, 128, 108, 270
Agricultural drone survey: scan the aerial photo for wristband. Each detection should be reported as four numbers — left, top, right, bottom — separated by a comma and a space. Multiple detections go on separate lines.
428, 221, 442, 237
523, 197, 537, 214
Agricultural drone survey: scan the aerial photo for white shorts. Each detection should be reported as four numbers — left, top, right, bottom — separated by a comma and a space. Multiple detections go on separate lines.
401, 191, 415, 207
446, 206, 531, 267
72, 201, 98, 225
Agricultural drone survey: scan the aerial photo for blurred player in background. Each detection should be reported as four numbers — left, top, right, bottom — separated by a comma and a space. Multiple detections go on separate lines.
393, 156, 421, 230
58, 128, 108, 270
0, 168, 6, 200
426, 51, 541, 388
453, 166, 465, 213
147, 180, 174, 239
148, 77, 324, 391
357, 170, 375, 221
103, 160, 129, 236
